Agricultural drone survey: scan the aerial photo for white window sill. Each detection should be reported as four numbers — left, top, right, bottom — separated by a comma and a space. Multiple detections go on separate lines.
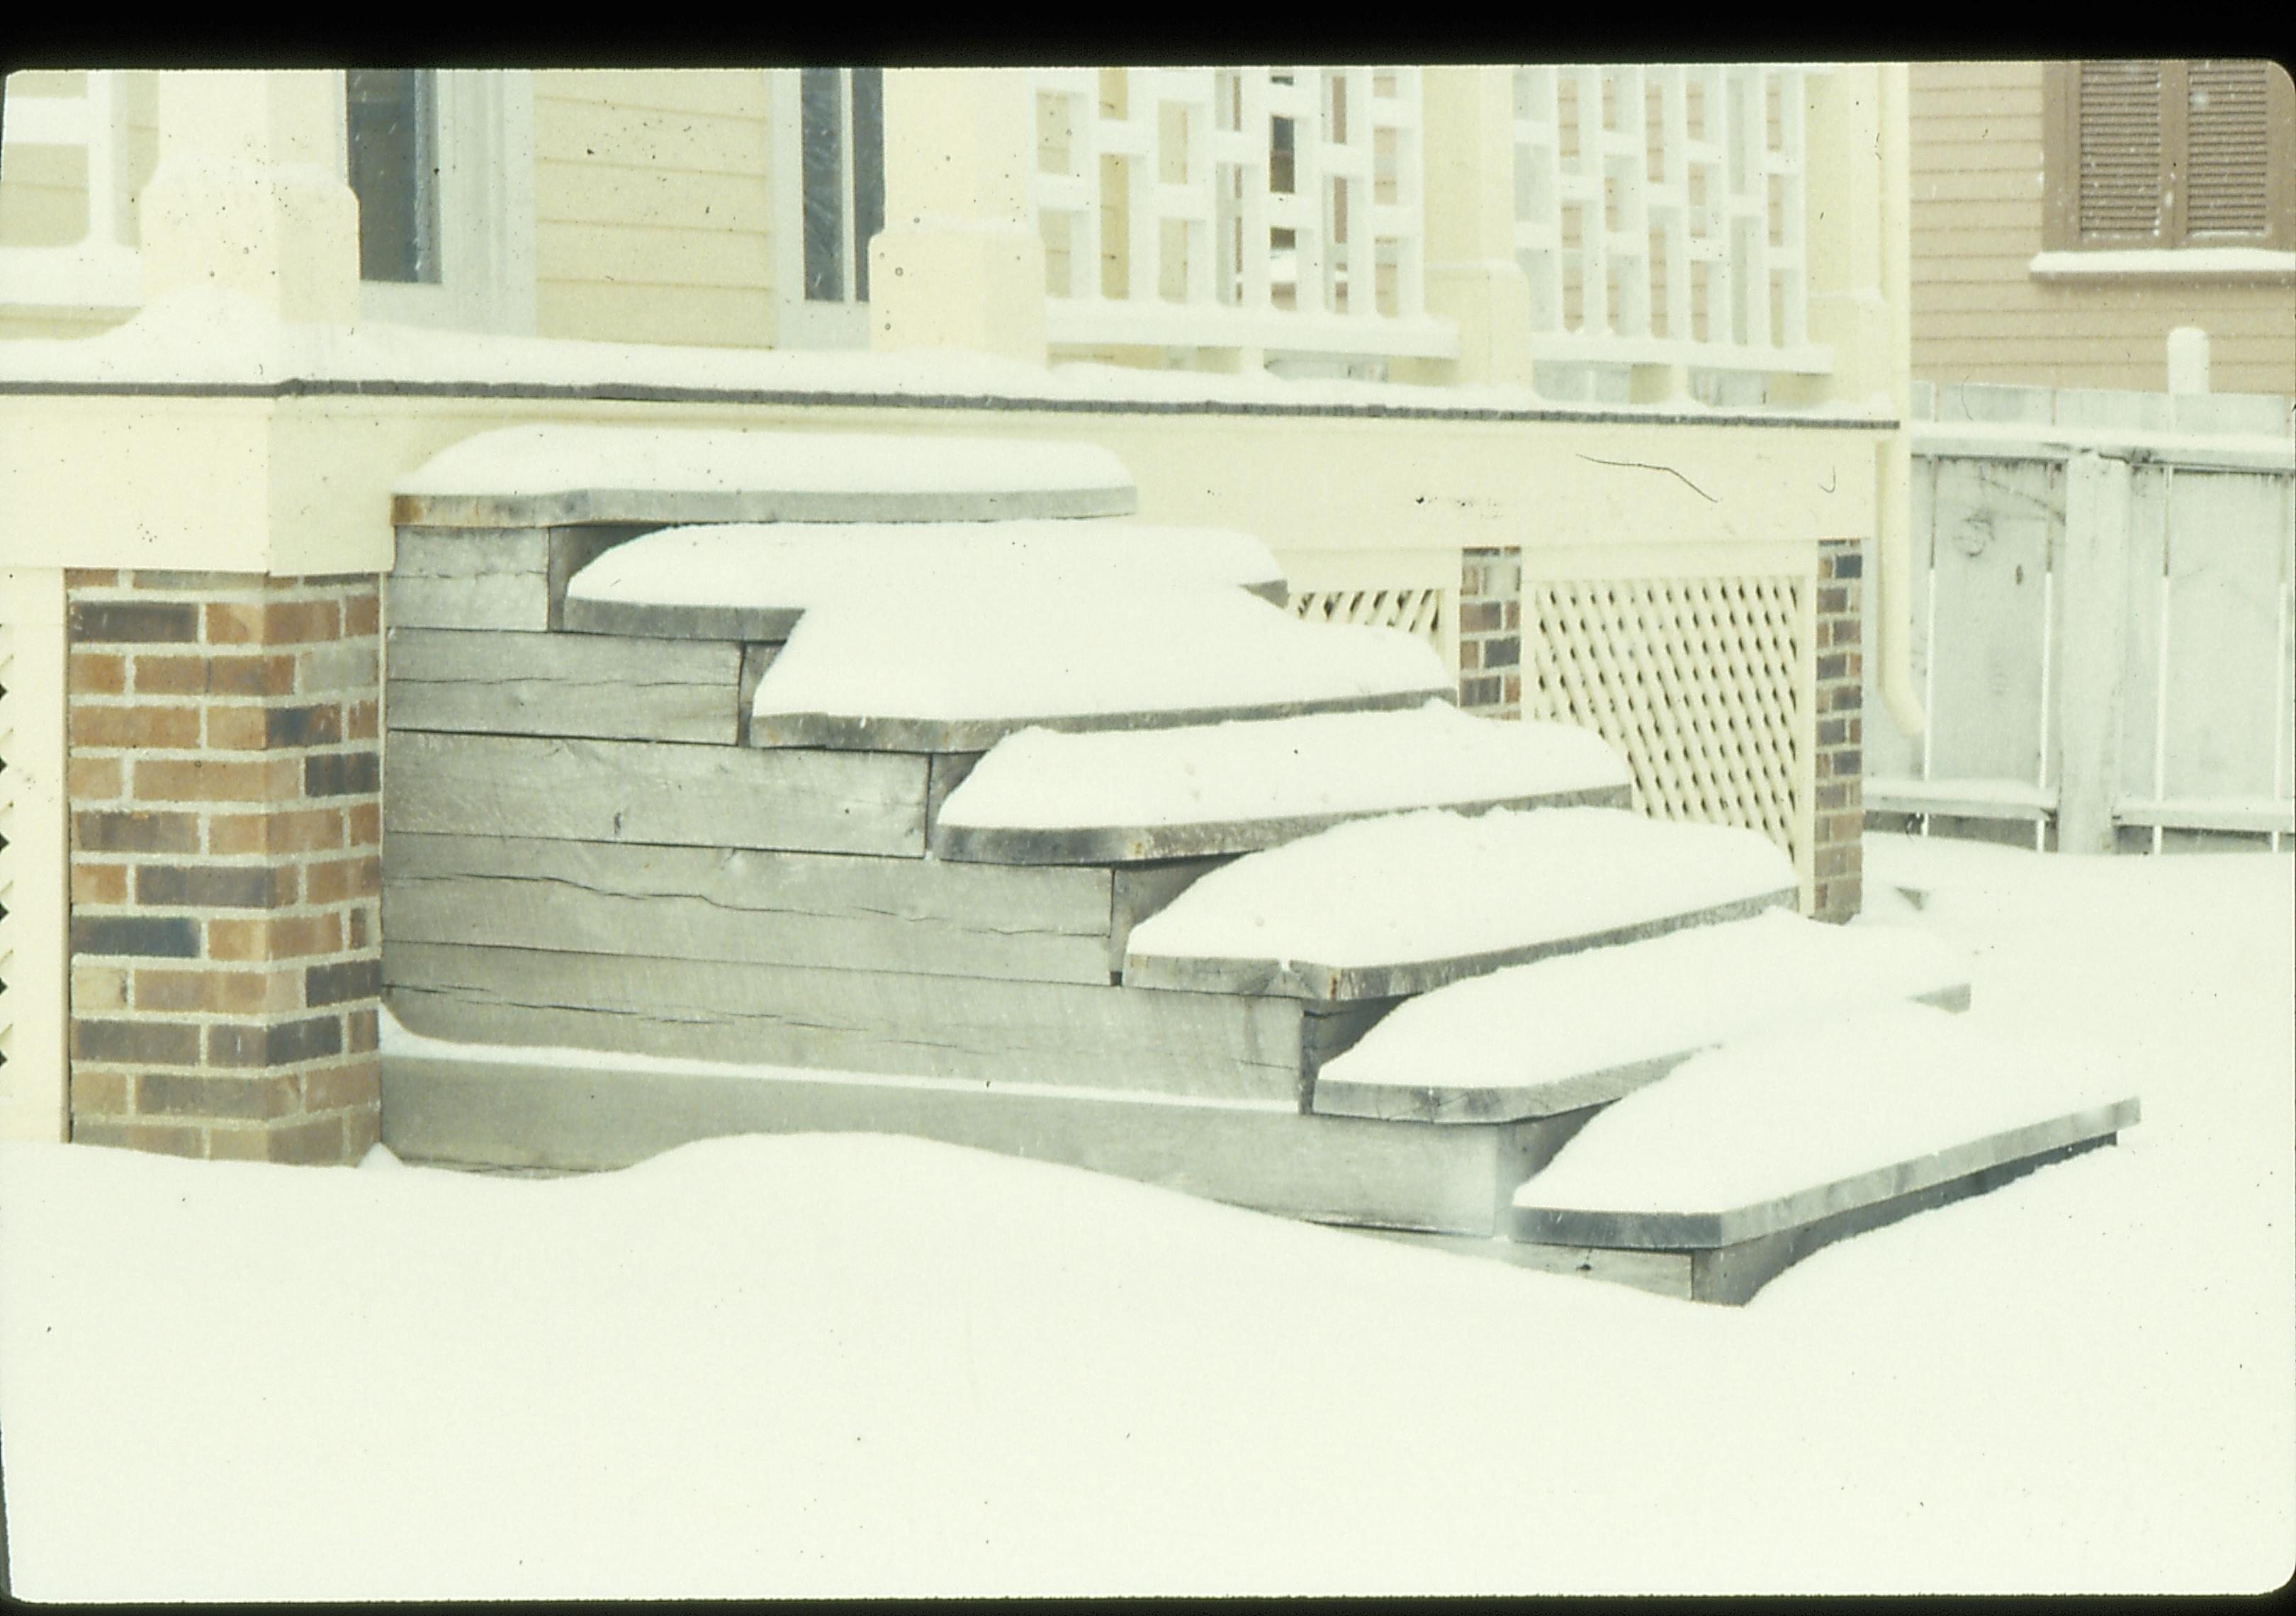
2029, 248, 2296, 284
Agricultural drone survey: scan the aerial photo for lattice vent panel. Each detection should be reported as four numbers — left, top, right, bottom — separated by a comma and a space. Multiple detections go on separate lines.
1524, 576, 1806, 863
1291, 585, 1446, 652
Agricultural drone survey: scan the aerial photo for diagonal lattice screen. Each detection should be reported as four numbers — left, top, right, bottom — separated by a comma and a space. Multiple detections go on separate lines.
1522, 576, 1807, 868
1290, 585, 1446, 651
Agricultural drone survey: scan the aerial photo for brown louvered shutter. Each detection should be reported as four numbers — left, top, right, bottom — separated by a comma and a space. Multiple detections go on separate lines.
2076, 60, 2165, 242
2183, 60, 2273, 237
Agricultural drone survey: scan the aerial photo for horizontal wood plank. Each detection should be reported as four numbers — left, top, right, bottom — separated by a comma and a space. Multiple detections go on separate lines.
384, 940, 1305, 1104
386, 627, 744, 743
381, 1044, 1538, 1235
382, 729, 927, 855
383, 831, 1116, 985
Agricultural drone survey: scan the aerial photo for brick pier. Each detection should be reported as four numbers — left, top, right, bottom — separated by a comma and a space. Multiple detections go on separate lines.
62, 570, 384, 1164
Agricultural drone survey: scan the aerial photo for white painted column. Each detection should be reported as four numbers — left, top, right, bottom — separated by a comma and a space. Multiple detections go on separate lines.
2167, 327, 2211, 395
0, 567, 71, 1143
868, 69, 1049, 366
138, 70, 361, 324
2056, 452, 2135, 854
1392, 67, 1534, 388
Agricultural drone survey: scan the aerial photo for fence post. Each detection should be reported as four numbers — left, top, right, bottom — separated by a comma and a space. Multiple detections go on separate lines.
2056, 451, 2134, 854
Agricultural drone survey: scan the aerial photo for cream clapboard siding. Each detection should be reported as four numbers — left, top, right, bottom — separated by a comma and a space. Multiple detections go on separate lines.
529, 69, 777, 349
1910, 60, 2296, 395
0, 69, 159, 340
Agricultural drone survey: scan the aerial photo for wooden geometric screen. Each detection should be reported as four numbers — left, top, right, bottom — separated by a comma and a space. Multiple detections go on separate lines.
1522, 576, 1808, 869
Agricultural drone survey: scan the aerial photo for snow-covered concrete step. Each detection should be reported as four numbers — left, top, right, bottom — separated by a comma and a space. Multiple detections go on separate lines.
378, 1012, 1589, 1238
932, 702, 1633, 864
562, 520, 1290, 642
747, 582, 1455, 752
1506, 1004, 2142, 1304
393, 424, 1139, 528
1310, 911, 1972, 1124
1122, 806, 1799, 1001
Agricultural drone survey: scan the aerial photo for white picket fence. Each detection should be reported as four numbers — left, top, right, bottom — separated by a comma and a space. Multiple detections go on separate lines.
1865, 380, 2296, 851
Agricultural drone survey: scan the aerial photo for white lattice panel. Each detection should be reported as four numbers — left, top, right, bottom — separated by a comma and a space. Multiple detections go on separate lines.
1524, 576, 1809, 875
0, 70, 143, 308
1032, 67, 1451, 360
1511, 65, 1818, 376
1291, 585, 1447, 652
0, 568, 72, 1141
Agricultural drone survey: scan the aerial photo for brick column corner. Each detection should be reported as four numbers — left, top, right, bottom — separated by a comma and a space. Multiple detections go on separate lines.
64, 569, 383, 1165
1812, 539, 1865, 922
1458, 546, 1523, 717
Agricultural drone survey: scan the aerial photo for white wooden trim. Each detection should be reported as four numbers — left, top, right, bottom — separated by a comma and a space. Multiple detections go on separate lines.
767, 69, 872, 350
0, 70, 143, 311
356, 70, 537, 335
2028, 247, 2296, 284
0, 567, 71, 1143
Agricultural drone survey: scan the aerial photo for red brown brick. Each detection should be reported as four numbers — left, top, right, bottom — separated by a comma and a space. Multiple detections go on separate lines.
71, 702, 202, 750
264, 1113, 351, 1165
207, 912, 344, 962
206, 597, 341, 646
207, 807, 347, 856
69, 1068, 130, 1116
301, 1057, 381, 1113
342, 590, 381, 637
347, 802, 382, 846
304, 854, 382, 906
66, 755, 124, 800
132, 967, 295, 1016
74, 1118, 205, 1158
71, 861, 129, 905
132, 755, 303, 804
133, 651, 298, 698
69, 651, 126, 694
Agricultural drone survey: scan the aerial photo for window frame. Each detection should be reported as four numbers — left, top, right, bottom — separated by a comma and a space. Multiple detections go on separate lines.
346, 68, 537, 334
2042, 60, 2295, 256
767, 67, 884, 349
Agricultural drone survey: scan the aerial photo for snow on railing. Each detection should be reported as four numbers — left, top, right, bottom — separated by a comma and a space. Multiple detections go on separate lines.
0, 70, 142, 309
1031, 68, 1456, 366
1512, 65, 1826, 384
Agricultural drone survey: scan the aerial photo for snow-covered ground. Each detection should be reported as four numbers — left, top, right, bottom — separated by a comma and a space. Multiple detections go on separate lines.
1, 833, 2289, 1599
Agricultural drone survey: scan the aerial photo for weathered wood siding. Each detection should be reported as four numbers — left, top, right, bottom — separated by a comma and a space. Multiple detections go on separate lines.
385, 940, 1305, 1103
1910, 60, 2296, 394
529, 69, 776, 348
383, 830, 1118, 986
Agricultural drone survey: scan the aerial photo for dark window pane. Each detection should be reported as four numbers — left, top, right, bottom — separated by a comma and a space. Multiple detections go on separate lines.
800, 67, 847, 301
347, 69, 439, 284
850, 67, 884, 304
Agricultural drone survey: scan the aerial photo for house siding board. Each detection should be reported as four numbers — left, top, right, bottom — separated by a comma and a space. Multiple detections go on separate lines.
529, 69, 776, 348
1910, 60, 2296, 393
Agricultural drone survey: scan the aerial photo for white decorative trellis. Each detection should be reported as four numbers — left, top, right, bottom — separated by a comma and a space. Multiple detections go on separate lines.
1291, 584, 1447, 651
0, 71, 142, 309
1031, 67, 1454, 361
1512, 65, 1822, 378
1523, 574, 1812, 888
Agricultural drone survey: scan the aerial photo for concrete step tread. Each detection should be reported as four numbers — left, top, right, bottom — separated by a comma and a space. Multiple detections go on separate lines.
1312, 911, 1974, 1123
933, 702, 1633, 864
393, 424, 1138, 527
1509, 1002, 2139, 1250
1122, 806, 1799, 1001
563, 519, 1289, 642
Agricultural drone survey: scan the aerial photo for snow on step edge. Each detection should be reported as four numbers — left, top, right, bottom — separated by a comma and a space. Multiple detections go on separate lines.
1123, 806, 1800, 1000
1312, 910, 1972, 1123
565, 519, 1289, 641
1511, 1001, 2141, 1242
748, 583, 1453, 751
933, 701, 1633, 863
